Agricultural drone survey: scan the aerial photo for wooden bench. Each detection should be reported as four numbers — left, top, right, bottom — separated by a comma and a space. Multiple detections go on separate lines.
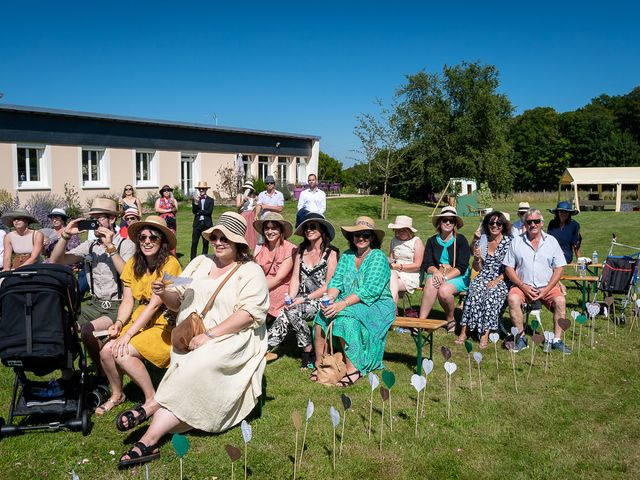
391, 317, 448, 374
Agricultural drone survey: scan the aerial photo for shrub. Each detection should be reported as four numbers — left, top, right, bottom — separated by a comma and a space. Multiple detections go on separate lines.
216, 165, 243, 199
171, 185, 186, 203
477, 182, 494, 206
0, 190, 19, 217
143, 191, 159, 210
276, 181, 292, 201
253, 178, 266, 196
63, 183, 83, 220
24, 192, 66, 227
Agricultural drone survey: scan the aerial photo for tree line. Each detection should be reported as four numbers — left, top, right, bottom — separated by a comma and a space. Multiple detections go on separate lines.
318, 61, 640, 199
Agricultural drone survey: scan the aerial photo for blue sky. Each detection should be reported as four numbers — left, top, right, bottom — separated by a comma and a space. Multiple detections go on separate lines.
1, 1, 638, 165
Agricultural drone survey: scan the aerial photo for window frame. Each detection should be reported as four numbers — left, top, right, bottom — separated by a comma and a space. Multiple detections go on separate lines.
79, 147, 109, 189
134, 150, 158, 187
14, 144, 51, 190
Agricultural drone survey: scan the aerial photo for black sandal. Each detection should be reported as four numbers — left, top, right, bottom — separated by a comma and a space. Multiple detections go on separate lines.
115, 403, 147, 432
300, 351, 315, 370
118, 441, 160, 468
336, 371, 362, 387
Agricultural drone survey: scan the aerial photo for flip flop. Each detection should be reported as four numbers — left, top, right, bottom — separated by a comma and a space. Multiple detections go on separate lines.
115, 403, 148, 432
336, 371, 362, 387
95, 394, 126, 416
446, 321, 456, 333
118, 441, 160, 469
309, 369, 318, 382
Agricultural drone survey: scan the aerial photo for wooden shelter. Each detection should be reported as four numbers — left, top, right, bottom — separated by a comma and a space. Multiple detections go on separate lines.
559, 167, 640, 212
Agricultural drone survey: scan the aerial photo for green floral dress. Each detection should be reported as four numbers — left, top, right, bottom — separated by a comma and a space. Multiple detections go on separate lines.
314, 249, 395, 374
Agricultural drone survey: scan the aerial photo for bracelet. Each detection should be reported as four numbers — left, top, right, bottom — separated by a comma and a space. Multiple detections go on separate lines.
115, 319, 124, 326
205, 329, 216, 339
61, 232, 71, 241
443, 275, 448, 281
343, 299, 350, 307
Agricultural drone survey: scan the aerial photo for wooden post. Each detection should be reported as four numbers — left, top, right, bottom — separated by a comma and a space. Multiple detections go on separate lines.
597, 184, 603, 197
574, 184, 580, 212
615, 183, 622, 212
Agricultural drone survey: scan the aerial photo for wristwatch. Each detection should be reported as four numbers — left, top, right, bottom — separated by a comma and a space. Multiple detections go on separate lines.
105, 244, 117, 255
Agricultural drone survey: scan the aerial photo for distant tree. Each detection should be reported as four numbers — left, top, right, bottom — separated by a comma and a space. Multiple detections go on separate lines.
318, 151, 345, 185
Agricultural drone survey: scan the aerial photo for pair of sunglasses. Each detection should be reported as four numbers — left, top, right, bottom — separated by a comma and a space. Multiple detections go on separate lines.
209, 235, 229, 243
526, 219, 542, 225
138, 234, 161, 243
488, 221, 503, 227
303, 222, 319, 231
353, 231, 372, 239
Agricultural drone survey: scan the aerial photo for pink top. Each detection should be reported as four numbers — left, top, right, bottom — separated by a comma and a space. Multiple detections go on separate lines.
254, 240, 297, 316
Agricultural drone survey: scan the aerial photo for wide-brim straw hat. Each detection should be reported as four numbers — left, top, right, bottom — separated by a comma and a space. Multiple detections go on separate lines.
253, 212, 293, 239
87, 198, 119, 217
432, 206, 464, 229
549, 201, 579, 216
127, 215, 177, 250
1, 208, 39, 228
294, 212, 335, 241
517, 201, 531, 213
242, 181, 255, 192
196, 181, 210, 190
388, 215, 417, 233
47, 207, 69, 222
202, 211, 248, 246
341, 216, 385, 243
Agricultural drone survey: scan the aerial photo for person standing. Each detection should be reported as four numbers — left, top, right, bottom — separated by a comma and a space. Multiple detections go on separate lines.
190, 181, 214, 260
155, 185, 179, 235
296, 173, 326, 226
512, 202, 530, 232
547, 201, 581, 264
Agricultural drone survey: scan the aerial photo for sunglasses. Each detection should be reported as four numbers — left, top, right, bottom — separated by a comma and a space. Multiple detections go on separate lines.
161, 189, 171, 194
353, 231, 372, 239
209, 234, 229, 243
124, 188, 133, 191
139, 233, 161, 243
197, 188, 207, 192
303, 222, 319, 231
526, 219, 542, 225
266, 182, 275, 185
488, 221, 503, 227
124, 216, 138, 222
440, 218, 456, 225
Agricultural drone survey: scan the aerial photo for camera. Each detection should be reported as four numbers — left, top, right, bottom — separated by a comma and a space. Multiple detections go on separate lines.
78, 219, 99, 231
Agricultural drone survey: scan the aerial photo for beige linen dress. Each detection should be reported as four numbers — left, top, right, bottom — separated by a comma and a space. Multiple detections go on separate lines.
154, 256, 269, 432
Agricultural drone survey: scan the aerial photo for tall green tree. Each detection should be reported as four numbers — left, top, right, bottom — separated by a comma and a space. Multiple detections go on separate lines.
395, 61, 514, 194
318, 151, 345, 185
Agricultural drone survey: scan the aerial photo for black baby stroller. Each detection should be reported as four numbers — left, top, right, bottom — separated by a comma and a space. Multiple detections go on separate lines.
0, 263, 90, 436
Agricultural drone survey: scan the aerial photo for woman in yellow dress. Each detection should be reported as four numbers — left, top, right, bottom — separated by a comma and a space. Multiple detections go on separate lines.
94, 216, 181, 419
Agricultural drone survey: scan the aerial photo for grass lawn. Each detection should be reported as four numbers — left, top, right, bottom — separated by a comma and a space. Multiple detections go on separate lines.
1, 195, 639, 479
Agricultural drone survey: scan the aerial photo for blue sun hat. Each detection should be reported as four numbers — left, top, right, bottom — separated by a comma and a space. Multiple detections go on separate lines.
549, 201, 579, 216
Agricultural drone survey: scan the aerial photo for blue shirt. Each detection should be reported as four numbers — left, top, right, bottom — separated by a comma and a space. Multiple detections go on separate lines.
547, 219, 580, 263
503, 231, 566, 288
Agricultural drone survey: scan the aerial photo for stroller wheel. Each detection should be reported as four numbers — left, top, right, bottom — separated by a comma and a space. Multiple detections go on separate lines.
81, 409, 90, 436
0, 417, 4, 437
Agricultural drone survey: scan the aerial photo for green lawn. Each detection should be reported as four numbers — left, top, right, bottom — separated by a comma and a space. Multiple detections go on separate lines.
1, 196, 639, 479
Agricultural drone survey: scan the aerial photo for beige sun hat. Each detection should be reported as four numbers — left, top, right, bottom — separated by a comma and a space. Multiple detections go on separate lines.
87, 198, 119, 217
196, 181, 210, 190
1, 208, 39, 228
517, 201, 531, 213
202, 211, 248, 246
432, 206, 464, 229
242, 181, 255, 192
388, 215, 417, 233
253, 212, 293, 239
127, 215, 177, 250
341, 216, 385, 243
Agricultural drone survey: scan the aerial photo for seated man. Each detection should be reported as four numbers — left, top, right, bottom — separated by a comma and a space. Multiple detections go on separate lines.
503, 208, 571, 354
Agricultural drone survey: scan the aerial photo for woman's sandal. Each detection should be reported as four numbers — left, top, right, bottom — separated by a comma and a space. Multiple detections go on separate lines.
454, 334, 467, 345
446, 321, 456, 334
309, 369, 318, 382
336, 371, 362, 387
115, 403, 148, 432
95, 394, 126, 416
479, 335, 489, 349
118, 441, 160, 469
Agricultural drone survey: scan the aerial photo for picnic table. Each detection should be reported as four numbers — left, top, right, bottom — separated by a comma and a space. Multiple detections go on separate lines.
560, 274, 600, 313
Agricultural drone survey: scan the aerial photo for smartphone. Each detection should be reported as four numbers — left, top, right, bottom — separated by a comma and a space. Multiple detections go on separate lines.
78, 219, 99, 230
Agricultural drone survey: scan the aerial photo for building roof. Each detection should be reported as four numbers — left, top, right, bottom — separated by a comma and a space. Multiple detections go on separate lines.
0, 104, 320, 141
560, 167, 640, 186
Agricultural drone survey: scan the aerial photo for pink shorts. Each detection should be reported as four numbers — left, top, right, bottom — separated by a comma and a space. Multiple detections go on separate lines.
509, 285, 564, 311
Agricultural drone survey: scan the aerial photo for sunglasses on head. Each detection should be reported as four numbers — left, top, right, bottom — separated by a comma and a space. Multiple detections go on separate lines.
139, 233, 161, 243
303, 222, 319, 231
488, 221, 503, 227
526, 219, 542, 225
209, 234, 229, 243
353, 231, 372, 239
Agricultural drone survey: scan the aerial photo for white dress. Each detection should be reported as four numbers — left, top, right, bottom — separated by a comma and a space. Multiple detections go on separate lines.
390, 236, 421, 293
154, 257, 269, 432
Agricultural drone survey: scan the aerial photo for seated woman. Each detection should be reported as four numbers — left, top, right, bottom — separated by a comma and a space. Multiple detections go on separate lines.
1, 208, 44, 270
95, 216, 181, 417
267, 213, 339, 368
547, 202, 581, 264
252, 213, 297, 321
118, 212, 269, 468
387, 215, 424, 302
236, 180, 258, 250
418, 207, 471, 333
314, 216, 395, 387
43, 208, 80, 261
457, 211, 512, 348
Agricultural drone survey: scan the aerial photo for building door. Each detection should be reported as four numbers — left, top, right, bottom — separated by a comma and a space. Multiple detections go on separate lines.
181, 154, 196, 195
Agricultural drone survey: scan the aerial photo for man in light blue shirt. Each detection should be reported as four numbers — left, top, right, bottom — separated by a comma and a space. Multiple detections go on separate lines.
503, 208, 571, 354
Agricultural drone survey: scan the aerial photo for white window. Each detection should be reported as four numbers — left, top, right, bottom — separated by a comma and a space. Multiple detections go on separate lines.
258, 156, 270, 180
296, 157, 307, 184
277, 156, 289, 184
135, 150, 156, 186
16, 145, 50, 189
82, 148, 105, 185
242, 155, 252, 178
181, 154, 196, 195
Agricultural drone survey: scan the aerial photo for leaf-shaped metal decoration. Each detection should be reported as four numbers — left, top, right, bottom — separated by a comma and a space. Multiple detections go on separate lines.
241, 420, 252, 444
441, 346, 451, 361
586, 302, 601, 318
576, 314, 587, 325
531, 319, 540, 332
444, 361, 457, 375
171, 433, 190, 458
604, 296, 614, 307
368, 372, 380, 391
571, 310, 580, 320
292, 411, 302, 431
225, 444, 242, 462
510, 326, 520, 338
422, 359, 434, 375
464, 340, 473, 354
557, 318, 570, 332
489, 333, 499, 344
341, 393, 352, 411
329, 406, 340, 428
381, 370, 396, 389
544, 331, 554, 342
410, 374, 426, 392
473, 352, 482, 364
504, 340, 515, 350
306, 399, 315, 420
380, 386, 390, 401
532, 333, 544, 345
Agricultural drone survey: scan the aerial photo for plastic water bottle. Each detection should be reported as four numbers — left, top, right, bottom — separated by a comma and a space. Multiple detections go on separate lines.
284, 294, 293, 306
592, 250, 599, 265
579, 261, 587, 278
321, 294, 332, 308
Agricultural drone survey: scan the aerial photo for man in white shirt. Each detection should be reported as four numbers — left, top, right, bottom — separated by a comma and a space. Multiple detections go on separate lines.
296, 173, 326, 226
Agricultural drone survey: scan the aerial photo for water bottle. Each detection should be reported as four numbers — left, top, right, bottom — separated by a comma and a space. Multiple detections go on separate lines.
321, 293, 332, 308
579, 261, 587, 278
284, 294, 293, 306
592, 250, 599, 265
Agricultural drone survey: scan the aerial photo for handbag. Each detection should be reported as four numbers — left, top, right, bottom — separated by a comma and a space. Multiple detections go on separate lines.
171, 263, 241, 353
316, 321, 347, 386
